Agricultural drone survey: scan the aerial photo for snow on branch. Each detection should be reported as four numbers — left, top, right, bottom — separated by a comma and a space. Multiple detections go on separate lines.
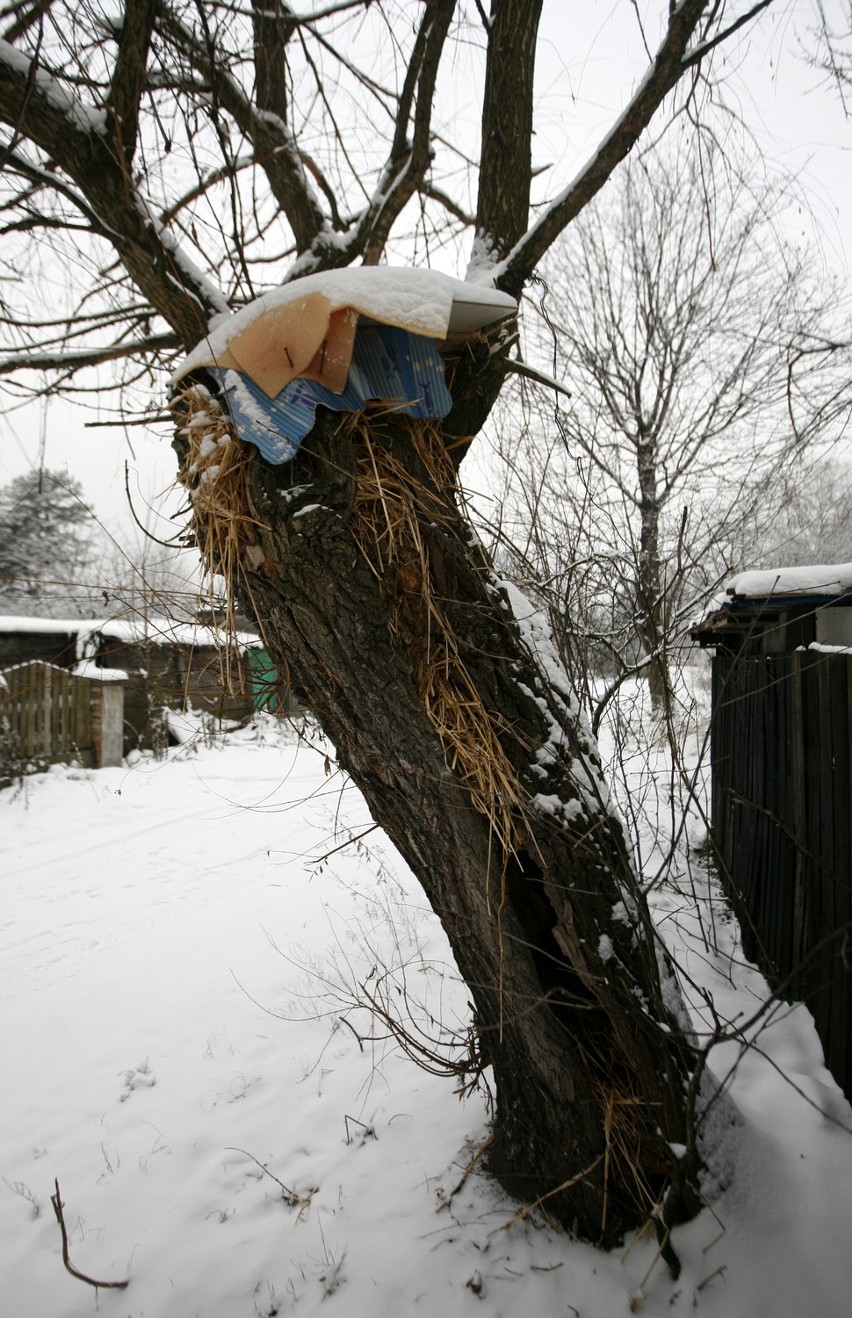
0, 37, 107, 142
0, 333, 180, 375
0, 32, 232, 346
497, 0, 771, 285
158, 1, 327, 253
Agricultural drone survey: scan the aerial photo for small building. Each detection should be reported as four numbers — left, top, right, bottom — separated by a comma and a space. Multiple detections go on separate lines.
0, 614, 281, 754
693, 563, 852, 1099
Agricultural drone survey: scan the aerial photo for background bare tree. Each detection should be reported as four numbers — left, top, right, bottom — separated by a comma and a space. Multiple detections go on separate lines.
758, 454, 852, 561
0, 0, 818, 1254
484, 139, 850, 719
812, 0, 852, 110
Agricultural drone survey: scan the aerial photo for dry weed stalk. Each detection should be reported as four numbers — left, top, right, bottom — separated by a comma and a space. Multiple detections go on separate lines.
50, 1179, 129, 1291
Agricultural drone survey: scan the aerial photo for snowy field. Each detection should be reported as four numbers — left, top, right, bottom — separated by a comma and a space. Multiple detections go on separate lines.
1, 715, 851, 1318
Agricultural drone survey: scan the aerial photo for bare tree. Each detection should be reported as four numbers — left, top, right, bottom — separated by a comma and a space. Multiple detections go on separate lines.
811, 0, 852, 112
0, 0, 795, 1253
492, 141, 850, 714
739, 452, 852, 565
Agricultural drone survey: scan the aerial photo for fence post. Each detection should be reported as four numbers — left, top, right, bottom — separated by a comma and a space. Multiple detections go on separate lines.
88, 678, 126, 768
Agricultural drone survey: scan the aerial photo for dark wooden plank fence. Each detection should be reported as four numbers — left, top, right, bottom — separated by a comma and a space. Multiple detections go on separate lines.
712, 649, 852, 1097
0, 660, 95, 782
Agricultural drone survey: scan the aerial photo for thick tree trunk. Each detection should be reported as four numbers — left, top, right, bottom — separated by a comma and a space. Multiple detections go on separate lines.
173, 396, 705, 1250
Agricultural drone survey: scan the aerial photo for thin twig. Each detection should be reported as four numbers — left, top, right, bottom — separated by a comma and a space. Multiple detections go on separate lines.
224, 1147, 304, 1207
697, 1264, 727, 1292
489, 1154, 605, 1234
50, 1179, 129, 1290
343, 1115, 376, 1145
443, 1133, 495, 1205
308, 823, 380, 865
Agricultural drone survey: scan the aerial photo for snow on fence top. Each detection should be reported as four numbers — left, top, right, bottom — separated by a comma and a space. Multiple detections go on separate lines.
727, 563, 852, 599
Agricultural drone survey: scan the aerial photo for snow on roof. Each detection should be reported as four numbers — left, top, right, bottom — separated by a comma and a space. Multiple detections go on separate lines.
0, 616, 98, 635
0, 614, 261, 650
97, 617, 261, 650
727, 563, 852, 599
72, 659, 129, 682
174, 266, 517, 384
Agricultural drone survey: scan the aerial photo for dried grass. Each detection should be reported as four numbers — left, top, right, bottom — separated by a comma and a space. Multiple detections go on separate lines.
346, 415, 533, 895
170, 383, 267, 692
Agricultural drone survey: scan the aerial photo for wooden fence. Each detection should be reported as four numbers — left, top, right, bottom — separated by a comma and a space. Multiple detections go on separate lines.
711, 648, 851, 1097
0, 660, 125, 783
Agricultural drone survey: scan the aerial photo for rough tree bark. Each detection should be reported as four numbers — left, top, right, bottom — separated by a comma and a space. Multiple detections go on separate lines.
173, 388, 706, 1252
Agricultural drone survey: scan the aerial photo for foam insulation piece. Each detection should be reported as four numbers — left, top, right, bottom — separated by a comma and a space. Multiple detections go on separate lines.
227, 297, 358, 398
175, 266, 517, 392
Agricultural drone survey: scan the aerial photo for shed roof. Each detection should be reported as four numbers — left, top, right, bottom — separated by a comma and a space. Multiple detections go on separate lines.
691, 561, 852, 649
726, 562, 852, 600
0, 614, 261, 652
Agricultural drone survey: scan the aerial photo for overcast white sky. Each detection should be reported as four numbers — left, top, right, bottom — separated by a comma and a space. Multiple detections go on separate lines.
0, 0, 849, 546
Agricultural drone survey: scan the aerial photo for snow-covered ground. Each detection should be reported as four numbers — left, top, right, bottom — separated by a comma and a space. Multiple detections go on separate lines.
1, 714, 851, 1318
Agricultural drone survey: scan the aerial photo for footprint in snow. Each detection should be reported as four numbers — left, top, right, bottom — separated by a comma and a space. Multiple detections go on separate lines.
119, 1060, 156, 1102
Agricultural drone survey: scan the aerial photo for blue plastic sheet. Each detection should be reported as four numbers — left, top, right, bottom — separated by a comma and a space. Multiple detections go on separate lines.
207, 324, 452, 465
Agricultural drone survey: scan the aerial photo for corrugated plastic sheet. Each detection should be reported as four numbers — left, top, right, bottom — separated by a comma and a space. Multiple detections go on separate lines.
207, 325, 452, 465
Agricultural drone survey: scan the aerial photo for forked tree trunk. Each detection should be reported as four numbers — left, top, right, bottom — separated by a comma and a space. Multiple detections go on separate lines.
174, 395, 707, 1252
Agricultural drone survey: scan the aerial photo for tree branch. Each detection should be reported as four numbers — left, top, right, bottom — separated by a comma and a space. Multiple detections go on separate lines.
0, 38, 228, 345
1, 0, 54, 46
107, 0, 160, 163
0, 332, 179, 374
683, 0, 775, 68
474, 0, 544, 280
499, 0, 772, 286
358, 0, 456, 263
159, 1, 327, 253
1, 140, 117, 237
424, 181, 475, 227
249, 0, 331, 249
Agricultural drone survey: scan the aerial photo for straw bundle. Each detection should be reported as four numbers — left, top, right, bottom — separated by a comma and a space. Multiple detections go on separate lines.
170, 382, 266, 691
346, 414, 532, 884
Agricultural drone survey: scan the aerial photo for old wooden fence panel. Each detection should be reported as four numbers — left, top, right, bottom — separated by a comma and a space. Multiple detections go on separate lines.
712, 649, 852, 1098
0, 660, 94, 780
